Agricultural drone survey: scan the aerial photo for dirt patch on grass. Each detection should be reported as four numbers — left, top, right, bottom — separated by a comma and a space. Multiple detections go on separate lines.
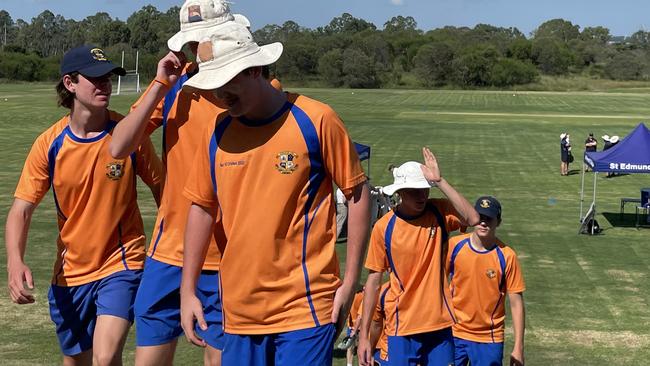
532, 328, 650, 349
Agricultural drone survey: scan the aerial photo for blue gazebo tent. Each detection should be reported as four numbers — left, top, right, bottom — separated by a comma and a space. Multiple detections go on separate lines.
354, 142, 371, 177
579, 123, 650, 226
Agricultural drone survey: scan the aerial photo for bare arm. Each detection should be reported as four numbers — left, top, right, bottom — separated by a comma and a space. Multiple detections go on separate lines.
331, 182, 371, 331
421, 147, 480, 226
357, 270, 382, 366
5, 199, 37, 304
110, 52, 185, 158
180, 203, 216, 347
509, 292, 526, 366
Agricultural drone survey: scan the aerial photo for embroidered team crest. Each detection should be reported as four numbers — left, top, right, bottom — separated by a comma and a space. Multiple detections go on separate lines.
188, 5, 203, 23
90, 48, 107, 61
486, 268, 497, 279
480, 199, 491, 209
106, 162, 125, 180
275, 151, 299, 174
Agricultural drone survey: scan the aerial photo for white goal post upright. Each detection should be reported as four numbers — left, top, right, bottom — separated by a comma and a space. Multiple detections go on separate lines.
116, 50, 141, 95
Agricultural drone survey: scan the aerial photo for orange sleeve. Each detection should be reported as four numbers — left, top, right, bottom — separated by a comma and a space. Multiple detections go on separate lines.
432, 198, 462, 232
130, 80, 164, 136
446, 236, 462, 272
14, 134, 51, 204
183, 122, 219, 208
505, 249, 526, 293
319, 106, 366, 198
135, 136, 163, 187
364, 222, 389, 272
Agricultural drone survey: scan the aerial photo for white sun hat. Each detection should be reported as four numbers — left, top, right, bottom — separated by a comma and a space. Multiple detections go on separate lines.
233, 13, 251, 28
560, 133, 567, 139
610, 135, 620, 143
167, 0, 234, 52
602, 135, 610, 141
382, 161, 432, 196
183, 21, 283, 90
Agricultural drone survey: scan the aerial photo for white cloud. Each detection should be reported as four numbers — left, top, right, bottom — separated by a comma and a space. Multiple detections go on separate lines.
390, 0, 404, 5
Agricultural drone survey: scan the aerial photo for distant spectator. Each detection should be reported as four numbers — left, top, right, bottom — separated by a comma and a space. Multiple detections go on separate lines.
584, 133, 597, 171
560, 133, 571, 176
602, 135, 612, 151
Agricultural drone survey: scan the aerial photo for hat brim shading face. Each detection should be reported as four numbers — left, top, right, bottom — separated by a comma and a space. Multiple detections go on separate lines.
76, 63, 126, 78
184, 42, 283, 90
382, 180, 431, 196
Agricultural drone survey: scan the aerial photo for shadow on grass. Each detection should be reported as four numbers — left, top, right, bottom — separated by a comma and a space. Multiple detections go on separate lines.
567, 169, 582, 176
602, 212, 649, 228
603, 173, 631, 179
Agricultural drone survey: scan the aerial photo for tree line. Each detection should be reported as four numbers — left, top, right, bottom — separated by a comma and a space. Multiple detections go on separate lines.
1, 7, 650, 88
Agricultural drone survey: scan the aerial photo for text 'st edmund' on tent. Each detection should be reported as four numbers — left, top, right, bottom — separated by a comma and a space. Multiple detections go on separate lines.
579, 123, 650, 232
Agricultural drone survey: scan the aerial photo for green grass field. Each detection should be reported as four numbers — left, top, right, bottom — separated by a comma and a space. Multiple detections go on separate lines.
1, 83, 649, 365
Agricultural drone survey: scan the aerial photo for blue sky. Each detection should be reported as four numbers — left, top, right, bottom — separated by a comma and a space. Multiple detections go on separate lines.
1, 0, 648, 37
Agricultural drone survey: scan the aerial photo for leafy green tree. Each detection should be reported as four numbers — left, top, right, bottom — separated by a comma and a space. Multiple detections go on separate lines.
384, 16, 417, 33
451, 45, 498, 86
342, 47, 378, 88
531, 37, 574, 74
507, 38, 533, 61
581, 26, 610, 44
628, 30, 650, 49
325, 13, 375, 34
413, 41, 455, 86
490, 58, 538, 86
533, 19, 580, 43
127, 5, 162, 54
605, 52, 646, 80
318, 48, 343, 86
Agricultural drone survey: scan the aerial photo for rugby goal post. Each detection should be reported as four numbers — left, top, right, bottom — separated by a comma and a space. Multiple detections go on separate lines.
115, 50, 141, 95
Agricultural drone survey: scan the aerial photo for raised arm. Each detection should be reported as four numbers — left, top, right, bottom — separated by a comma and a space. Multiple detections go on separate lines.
5, 198, 38, 304
109, 52, 185, 158
421, 147, 480, 226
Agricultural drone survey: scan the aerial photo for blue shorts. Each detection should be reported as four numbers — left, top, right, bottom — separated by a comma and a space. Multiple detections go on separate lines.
222, 324, 336, 366
387, 327, 454, 366
134, 257, 223, 349
454, 337, 504, 366
374, 349, 388, 366
48, 269, 141, 356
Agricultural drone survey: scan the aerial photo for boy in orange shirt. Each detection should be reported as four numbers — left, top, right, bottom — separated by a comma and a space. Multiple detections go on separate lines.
179, 17, 370, 366
109, 2, 239, 364
358, 149, 479, 366
5, 45, 161, 365
447, 196, 526, 366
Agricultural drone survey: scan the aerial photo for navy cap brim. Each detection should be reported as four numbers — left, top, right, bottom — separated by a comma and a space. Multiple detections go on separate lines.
77, 62, 126, 77
475, 206, 500, 219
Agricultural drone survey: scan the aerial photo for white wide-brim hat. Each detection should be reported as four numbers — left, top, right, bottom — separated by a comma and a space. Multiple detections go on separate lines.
610, 135, 619, 143
382, 161, 432, 196
167, 0, 234, 52
560, 133, 567, 139
602, 135, 610, 141
184, 21, 283, 90
233, 13, 251, 28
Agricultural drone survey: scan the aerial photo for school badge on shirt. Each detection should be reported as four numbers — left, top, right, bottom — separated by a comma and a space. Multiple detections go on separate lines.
106, 162, 125, 180
486, 268, 497, 279
275, 151, 299, 174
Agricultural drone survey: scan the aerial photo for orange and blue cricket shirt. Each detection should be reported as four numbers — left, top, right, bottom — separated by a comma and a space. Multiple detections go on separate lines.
184, 93, 366, 334
447, 233, 526, 343
14, 111, 162, 286
365, 199, 462, 337
131, 62, 227, 270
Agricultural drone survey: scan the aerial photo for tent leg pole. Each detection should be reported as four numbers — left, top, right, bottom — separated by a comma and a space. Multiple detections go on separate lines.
580, 160, 586, 220
592, 172, 597, 235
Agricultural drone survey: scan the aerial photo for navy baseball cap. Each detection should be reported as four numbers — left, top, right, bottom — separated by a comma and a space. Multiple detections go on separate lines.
475, 196, 502, 219
60, 45, 126, 77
